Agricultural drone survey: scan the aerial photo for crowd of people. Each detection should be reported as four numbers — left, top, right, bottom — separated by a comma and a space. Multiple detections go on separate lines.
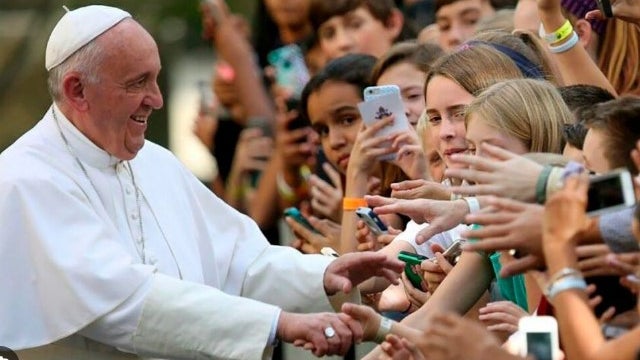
3, 0, 640, 359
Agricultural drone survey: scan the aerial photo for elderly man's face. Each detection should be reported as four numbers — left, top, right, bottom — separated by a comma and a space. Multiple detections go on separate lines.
82, 20, 163, 160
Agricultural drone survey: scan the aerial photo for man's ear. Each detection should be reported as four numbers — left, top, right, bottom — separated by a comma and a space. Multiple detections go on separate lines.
575, 19, 593, 48
386, 8, 405, 41
61, 72, 89, 111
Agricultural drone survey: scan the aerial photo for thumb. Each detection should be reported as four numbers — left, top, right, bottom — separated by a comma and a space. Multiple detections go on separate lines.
430, 243, 446, 254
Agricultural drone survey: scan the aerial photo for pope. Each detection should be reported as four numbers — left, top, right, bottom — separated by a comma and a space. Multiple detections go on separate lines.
0, 5, 403, 360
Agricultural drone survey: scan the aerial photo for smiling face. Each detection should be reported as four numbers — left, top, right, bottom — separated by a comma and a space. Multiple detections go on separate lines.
465, 113, 529, 156
75, 20, 163, 160
307, 80, 363, 173
317, 6, 397, 61
377, 62, 426, 127
425, 75, 474, 169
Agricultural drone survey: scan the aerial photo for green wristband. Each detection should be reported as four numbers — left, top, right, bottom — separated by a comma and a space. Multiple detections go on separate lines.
536, 165, 553, 204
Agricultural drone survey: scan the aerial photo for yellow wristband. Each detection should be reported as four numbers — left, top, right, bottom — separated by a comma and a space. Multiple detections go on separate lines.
539, 20, 573, 44
343, 197, 367, 211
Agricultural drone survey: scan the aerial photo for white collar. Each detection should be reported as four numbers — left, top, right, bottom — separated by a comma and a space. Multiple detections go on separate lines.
52, 103, 121, 170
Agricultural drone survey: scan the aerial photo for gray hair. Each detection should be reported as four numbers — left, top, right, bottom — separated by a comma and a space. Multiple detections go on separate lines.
47, 38, 105, 101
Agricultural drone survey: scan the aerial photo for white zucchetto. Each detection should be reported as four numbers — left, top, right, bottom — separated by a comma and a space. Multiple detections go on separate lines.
45, 5, 131, 71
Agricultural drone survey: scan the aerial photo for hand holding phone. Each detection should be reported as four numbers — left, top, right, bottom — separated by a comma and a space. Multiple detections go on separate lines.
518, 316, 560, 360
436, 239, 465, 265
587, 168, 635, 216
355, 207, 388, 235
284, 207, 318, 233
398, 251, 428, 290
357, 86, 411, 161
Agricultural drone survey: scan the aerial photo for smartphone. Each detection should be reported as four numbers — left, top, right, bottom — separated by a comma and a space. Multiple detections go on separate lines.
285, 97, 310, 132
518, 316, 560, 360
355, 207, 388, 235
586, 168, 636, 216
398, 251, 428, 290
314, 148, 333, 185
283, 207, 317, 233
358, 86, 411, 161
439, 239, 465, 265
267, 44, 310, 98
363, 85, 401, 102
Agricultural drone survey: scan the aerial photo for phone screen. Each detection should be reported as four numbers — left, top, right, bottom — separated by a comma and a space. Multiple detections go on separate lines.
587, 176, 624, 212
526, 332, 553, 360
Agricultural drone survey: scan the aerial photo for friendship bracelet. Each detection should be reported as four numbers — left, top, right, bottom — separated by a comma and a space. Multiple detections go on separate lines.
536, 165, 553, 204
547, 275, 587, 300
343, 197, 368, 211
539, 20, 573, 44
374, 316, 394, 344
548, 31, 579, 54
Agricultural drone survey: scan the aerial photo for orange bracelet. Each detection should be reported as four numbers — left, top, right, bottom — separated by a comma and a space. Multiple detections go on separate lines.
343, 197, 367, 211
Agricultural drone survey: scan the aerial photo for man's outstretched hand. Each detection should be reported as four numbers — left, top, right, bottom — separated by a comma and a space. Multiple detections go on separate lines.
324, 252, 404, 295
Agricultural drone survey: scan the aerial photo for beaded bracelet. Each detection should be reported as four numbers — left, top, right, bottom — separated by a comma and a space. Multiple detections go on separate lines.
548, 31, 579, 54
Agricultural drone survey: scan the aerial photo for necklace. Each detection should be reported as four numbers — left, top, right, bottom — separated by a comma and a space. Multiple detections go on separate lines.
51, 107, 184, 279
52, 107, 147, 263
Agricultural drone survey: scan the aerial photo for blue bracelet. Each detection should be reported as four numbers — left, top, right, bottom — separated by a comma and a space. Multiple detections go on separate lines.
547, 275, 587, 300
548, 31, 579, 54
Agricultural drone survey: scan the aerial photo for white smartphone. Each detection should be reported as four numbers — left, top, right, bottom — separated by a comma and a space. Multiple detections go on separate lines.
587, 168, 636, 216
355, 207, 388, 235
358, 86, 411, 161
363, 85, 401, 102
518, 316, 560, 360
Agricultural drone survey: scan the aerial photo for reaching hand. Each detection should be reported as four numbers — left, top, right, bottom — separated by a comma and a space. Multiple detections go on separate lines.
380, 334, 426, 360
340, 303, 383, 342
231, 128, 273, 175
421, 313, 509, 360
192, 107, 219, 151
445, 143, 542, 202
366, 195, 468, 244
324, 252, 404, 295
478, 301, 528, 336
277, 311, 363, 357
461, 197, 546, 277
390, 179, 451, 201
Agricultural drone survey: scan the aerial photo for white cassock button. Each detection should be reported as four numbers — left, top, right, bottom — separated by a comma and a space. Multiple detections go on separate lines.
131, 213, 138, 221
149, 255, 158, 265
125, 187, 132, 195
136, 237, 143, 244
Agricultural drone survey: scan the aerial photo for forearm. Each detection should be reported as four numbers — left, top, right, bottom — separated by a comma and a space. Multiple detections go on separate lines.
81, 273, 279, 359
340, 170, 370, 254
213, 22, 274, 123
537, 6, 617, 95
248, 156, 279, 228
401, 252, 494, 330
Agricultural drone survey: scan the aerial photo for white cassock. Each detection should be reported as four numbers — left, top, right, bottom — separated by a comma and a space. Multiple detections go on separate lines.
0, 104, 349, 359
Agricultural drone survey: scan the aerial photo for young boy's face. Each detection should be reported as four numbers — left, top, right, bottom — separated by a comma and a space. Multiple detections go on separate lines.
436, 0, 494, 51
317, 6, 400, 61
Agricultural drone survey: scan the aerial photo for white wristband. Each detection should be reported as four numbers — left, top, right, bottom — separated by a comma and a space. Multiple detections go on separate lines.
548, 31, 579, 54
463, 197, 480, 214
374, 317, 394, 343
